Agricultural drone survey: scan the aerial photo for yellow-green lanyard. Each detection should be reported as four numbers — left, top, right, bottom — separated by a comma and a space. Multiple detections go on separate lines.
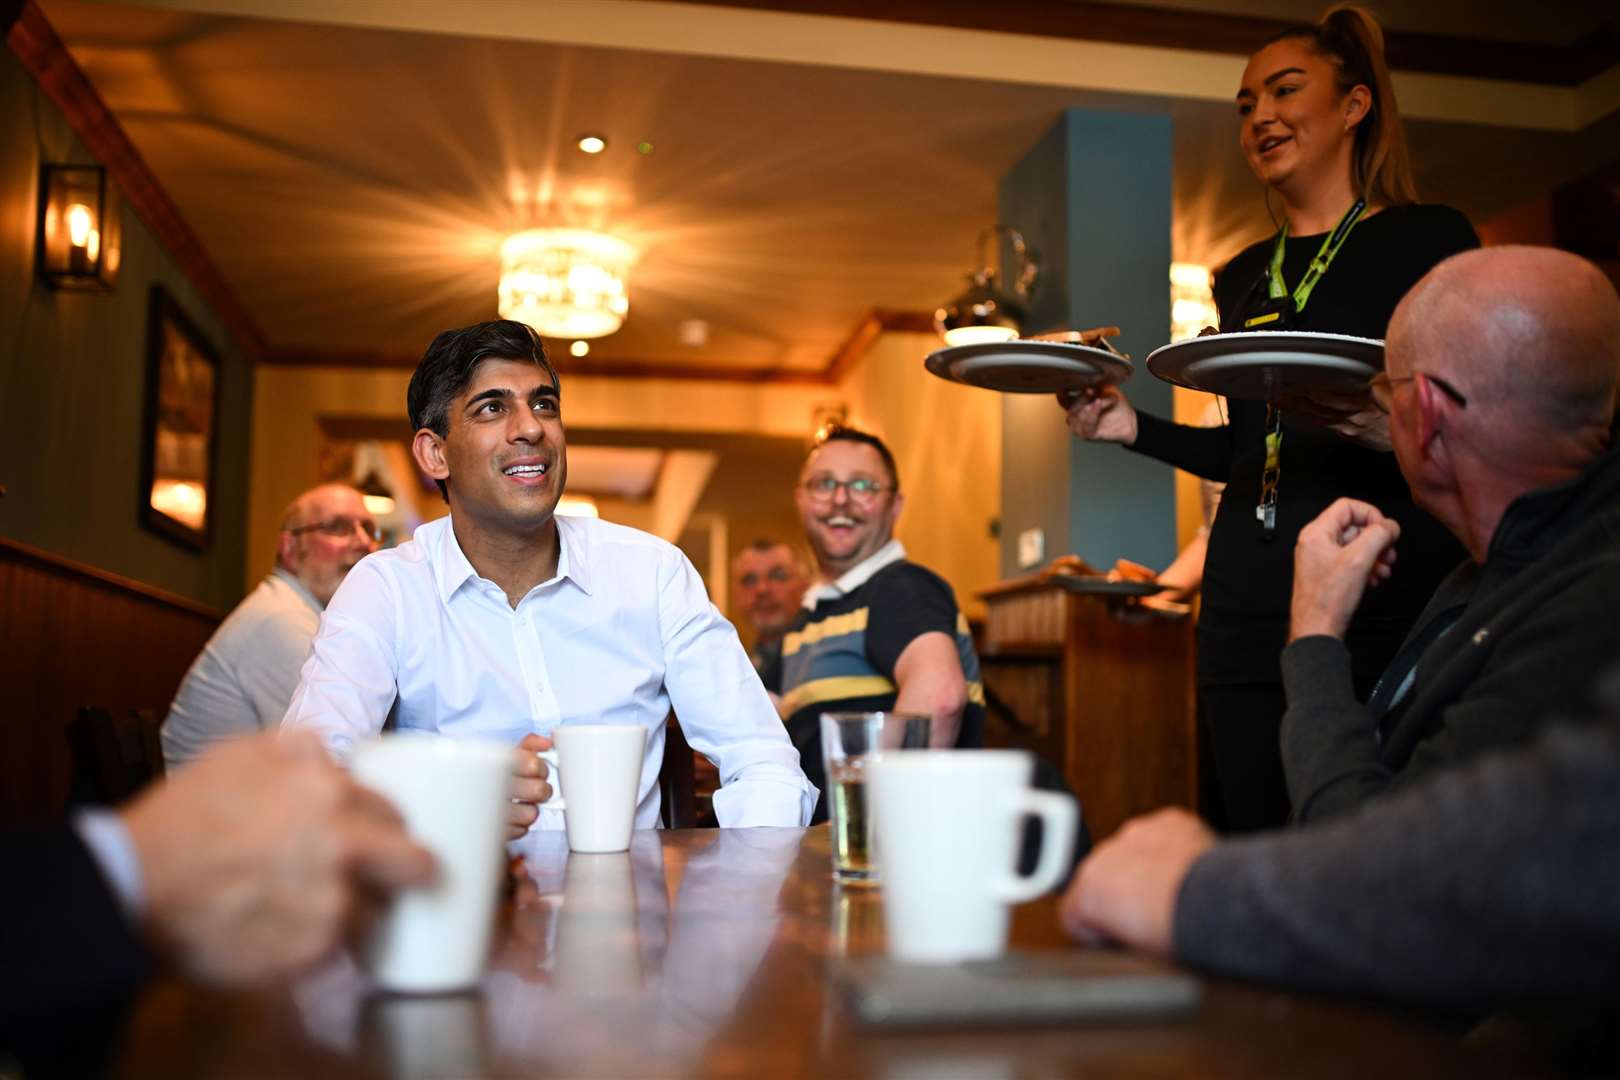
1256, 199, 1366, 537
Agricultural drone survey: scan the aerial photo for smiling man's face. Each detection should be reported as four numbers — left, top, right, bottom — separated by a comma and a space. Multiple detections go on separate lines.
415, 357, 567, 536
795, 439, 902, 578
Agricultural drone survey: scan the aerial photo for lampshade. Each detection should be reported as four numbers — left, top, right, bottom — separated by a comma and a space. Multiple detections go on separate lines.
356, 469, 396, 516
935, 272, 1027, 347
498, 229, 636, 340
37, 164, 121, 290
935, 226, 1037, 346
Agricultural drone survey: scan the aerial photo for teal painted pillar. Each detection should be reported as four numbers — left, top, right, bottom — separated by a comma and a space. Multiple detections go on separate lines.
998, 110, 1175, 579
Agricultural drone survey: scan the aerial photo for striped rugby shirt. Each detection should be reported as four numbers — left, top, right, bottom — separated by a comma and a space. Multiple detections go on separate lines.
764, 540, 985, 822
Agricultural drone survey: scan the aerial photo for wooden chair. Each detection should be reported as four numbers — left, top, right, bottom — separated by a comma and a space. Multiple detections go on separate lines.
660, 715, 697, 828
65, 706, 166, 807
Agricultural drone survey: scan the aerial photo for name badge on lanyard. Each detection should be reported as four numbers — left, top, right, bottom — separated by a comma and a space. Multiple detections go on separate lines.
1245, 199, 1366, 537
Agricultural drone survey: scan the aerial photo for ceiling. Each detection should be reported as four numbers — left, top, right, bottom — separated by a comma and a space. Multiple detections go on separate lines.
30, 0, 1620, 378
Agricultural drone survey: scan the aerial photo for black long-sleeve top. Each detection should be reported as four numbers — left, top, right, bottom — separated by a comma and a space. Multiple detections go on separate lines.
1131, 203, 1479, 688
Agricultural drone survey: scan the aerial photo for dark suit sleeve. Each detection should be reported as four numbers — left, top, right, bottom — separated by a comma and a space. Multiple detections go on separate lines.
1, 826, 151, 1073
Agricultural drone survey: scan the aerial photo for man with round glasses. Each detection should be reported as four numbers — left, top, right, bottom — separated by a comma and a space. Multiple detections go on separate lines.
162, 484, 378, 769
765, 426, 985, 821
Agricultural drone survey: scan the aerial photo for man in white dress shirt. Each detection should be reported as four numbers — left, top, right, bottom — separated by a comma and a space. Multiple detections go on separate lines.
282, 320, 816, 834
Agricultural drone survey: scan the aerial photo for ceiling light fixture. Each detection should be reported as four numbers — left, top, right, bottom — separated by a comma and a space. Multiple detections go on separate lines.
935, 225, 1039, 347
570, 340, 589, 357
577, 134, 607, 154
498, 228, 637, 340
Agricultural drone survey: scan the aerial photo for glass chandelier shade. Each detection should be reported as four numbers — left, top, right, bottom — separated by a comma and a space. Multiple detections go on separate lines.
498, 228, 636, 340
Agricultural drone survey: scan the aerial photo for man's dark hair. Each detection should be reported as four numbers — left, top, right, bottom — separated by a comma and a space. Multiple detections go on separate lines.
408, 320, 559, 437
814, 424, 899, 492
407, 320, 560, 498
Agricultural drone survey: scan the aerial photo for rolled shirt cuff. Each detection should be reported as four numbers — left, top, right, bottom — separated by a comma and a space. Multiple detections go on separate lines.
73, 808, 145, 920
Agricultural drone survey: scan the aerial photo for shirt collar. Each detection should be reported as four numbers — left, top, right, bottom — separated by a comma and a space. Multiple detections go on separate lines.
803, 539, 906, 608
270, 565, 324, 614
432, 513, 593, 606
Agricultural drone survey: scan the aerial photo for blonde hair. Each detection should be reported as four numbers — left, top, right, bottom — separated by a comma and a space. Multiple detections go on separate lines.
1267, 4, 1418, 208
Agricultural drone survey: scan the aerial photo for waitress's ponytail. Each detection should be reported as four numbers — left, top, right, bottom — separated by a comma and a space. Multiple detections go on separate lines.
1268, 4, 1419, 208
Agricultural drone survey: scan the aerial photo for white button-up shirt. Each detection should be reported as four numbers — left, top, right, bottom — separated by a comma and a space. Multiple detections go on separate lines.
282, 514, 817, 829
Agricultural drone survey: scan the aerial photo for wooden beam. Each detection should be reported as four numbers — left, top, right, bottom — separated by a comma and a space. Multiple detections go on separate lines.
6, 1, 269, 361
266, 307, 941, 385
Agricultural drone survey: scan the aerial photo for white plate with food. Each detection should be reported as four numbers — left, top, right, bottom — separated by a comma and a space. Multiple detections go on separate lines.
1145, 331, 1382, 401
925, 340, 1134, 394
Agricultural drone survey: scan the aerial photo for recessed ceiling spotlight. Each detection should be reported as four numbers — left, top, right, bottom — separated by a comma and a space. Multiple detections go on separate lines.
570, 340, 590, 357
577, 134, 607, 154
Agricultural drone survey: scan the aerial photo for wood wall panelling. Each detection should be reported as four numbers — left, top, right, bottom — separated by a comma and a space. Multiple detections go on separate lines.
0, 538, 219, 825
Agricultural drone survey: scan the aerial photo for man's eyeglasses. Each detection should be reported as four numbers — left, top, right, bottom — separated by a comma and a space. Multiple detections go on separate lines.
800, 475, 889, 504
288, 516, 381, 542
1368, 370, 1469, 415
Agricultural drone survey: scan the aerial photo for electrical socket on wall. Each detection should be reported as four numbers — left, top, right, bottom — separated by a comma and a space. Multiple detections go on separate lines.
1016, 527, 1045, 569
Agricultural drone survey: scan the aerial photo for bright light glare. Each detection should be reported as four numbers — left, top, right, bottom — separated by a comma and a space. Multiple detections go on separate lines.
570, 341, 589, 357
943, 325, 1019, 347
66, 203, 93, 247
556, 495, 599, 518
577, 135, 607, 154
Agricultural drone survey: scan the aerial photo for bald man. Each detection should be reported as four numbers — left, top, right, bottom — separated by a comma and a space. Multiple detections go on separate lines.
1279, 246, 1620, 824
162, 485, 379, 769
1060, 248, 1620, 1007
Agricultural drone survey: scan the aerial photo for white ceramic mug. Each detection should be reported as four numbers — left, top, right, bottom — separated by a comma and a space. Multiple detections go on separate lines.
350, 733, 513, 993
867, 750, 1078, 963
538, 724, 648, 853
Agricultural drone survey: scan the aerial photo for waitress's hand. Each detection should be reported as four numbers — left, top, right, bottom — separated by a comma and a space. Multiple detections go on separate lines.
1280, 389, 1392, 451
1058, 385, 1139, 445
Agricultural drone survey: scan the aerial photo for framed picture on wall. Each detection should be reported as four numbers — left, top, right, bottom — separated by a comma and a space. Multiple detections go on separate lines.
139, 286, 222, 551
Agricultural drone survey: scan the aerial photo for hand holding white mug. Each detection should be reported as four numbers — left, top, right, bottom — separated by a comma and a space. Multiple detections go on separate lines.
509, 733, 555, 840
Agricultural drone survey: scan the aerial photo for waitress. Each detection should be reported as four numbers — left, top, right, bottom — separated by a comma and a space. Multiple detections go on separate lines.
1063, 5, 1477, 832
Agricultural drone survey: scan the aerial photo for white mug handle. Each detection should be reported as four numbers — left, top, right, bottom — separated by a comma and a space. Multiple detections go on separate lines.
992, 789, 1078, 904
537, 747, 565, 811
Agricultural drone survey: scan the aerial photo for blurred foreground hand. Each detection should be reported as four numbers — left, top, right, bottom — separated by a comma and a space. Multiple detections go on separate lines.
122, 732, 435, 985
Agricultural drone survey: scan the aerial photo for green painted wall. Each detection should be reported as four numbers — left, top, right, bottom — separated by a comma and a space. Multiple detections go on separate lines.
0, 49, 252, 610
998, 109, 1175, 578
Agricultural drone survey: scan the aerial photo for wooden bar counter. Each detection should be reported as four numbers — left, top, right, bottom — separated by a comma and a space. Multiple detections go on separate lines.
116, 828, 1516, 1078
978, 571, 1198, 841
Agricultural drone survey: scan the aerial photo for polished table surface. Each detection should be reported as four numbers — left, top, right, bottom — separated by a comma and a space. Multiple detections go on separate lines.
119, 827, 1524, 1078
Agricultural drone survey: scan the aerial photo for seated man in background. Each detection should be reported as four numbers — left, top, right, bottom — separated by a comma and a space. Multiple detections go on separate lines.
731, 538, 808, 679
1279, 246, 1620, 823
766, 425, 984, 821
162, 484, 378, 770
284, 321, 816, 834
1060, 246, 1620, 1022
1, 732, 432, 1075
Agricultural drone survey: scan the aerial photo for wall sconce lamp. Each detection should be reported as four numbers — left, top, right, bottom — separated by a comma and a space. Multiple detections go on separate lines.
37, 164, 121, 291
935, 225, 1039, 347
356, 469, 397, 517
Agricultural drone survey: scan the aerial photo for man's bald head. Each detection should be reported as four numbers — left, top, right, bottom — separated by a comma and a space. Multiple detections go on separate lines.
276, 484, 378, 606
1388, 246, 1620, 436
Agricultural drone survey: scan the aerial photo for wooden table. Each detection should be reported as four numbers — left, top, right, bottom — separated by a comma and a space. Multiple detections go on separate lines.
118, 828, 1516, 1078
